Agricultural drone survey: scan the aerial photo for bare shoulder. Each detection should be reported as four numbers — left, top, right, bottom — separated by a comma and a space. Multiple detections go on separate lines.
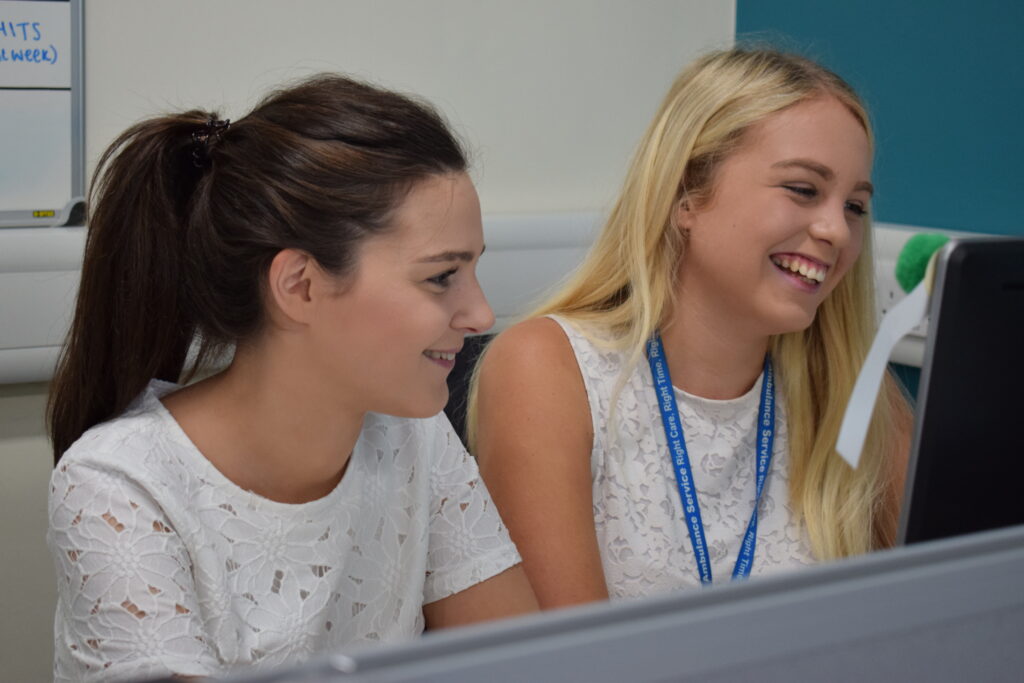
482, 316, 577, 372
477, 316, 589, 426
474, 314, 593, 473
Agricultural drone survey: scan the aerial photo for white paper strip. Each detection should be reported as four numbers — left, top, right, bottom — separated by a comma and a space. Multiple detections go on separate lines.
836, 281, 929, 467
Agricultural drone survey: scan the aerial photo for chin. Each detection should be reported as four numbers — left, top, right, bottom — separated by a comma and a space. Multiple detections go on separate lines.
767, 309, 819, 337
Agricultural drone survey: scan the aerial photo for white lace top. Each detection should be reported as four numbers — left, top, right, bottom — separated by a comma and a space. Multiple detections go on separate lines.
551, 316, 815, 599
47, 381, 521, 682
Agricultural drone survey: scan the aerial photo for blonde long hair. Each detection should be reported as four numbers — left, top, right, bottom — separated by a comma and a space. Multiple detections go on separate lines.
471, 48, 909, 559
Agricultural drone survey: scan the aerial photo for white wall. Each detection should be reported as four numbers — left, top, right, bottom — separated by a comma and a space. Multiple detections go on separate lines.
1, 1, 736, 679
84, 0, 733, 212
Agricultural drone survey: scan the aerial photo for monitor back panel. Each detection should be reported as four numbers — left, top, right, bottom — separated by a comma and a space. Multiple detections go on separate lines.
899, 238, 1024, 544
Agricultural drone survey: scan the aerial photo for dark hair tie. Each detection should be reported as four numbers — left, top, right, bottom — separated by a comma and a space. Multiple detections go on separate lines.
191, 118, 231, 168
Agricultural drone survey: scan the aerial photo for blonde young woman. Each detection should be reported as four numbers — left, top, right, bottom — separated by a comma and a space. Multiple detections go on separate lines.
470, 48, 912, 608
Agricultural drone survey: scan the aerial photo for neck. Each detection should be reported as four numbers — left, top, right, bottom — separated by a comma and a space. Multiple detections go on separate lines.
660, 298, 769, 400
163, 341, 364, 504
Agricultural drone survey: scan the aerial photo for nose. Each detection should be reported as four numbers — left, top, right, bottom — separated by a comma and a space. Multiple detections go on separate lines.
808, 201, 853, 250
454, 276, 495, 335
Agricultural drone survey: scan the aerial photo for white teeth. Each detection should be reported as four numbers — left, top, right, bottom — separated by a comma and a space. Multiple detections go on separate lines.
772, 256, 827, 283
425, 351, 456, 361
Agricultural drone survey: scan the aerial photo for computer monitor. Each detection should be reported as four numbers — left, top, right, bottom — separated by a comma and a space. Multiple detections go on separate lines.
897, 237, 1024, 544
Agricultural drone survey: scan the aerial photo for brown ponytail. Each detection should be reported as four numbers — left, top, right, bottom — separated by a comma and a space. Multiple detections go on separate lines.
48, 75, 467, 463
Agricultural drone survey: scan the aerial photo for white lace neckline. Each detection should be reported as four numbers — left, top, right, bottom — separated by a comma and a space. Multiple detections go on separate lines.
672, 371, 765, 421
146, 380, 355, 513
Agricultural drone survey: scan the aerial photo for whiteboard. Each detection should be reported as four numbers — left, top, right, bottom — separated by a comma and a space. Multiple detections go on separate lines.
0, 0, 83, 227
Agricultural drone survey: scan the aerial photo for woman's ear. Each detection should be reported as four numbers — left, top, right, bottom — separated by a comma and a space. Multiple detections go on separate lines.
673, 195, 697, 234
267, 248, 316, 326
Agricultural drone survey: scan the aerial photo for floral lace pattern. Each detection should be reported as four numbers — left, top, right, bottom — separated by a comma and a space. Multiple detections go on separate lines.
550, 316, 815, 599
48, 381, 520, 682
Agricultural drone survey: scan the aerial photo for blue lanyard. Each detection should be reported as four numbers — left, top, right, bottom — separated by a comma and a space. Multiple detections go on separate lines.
646, 334, 776, 585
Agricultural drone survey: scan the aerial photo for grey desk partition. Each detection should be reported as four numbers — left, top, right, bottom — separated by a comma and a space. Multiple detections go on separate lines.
200, 524, 1024, 683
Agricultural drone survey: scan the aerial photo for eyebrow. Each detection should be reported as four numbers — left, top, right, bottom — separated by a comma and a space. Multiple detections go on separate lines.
416, 246, 485, 264
772, 158, 874, 196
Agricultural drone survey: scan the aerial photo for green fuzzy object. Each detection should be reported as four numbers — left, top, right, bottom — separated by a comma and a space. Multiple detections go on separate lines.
895, 233, 949, 293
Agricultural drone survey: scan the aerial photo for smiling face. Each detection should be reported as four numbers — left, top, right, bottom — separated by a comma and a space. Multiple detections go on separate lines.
674, 95, 873, 339
307, 172, 493, 418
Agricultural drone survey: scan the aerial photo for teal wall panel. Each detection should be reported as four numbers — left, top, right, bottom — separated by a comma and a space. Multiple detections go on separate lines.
736, 1, 1023, 236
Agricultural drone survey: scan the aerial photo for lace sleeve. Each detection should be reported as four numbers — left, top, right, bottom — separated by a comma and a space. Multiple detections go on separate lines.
423, 416, 521, 603
48, 458, 220, 682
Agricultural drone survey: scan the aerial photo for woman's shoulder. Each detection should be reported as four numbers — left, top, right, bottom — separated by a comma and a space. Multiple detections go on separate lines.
486, 315, 621, 369
500, 316, 631, 388
474, 317, 595, 440
53, 382, 194, 493
61, 389, 158, 456
479, 317, 585, 390
541, 314, 622, 347
493, 315, 573, 350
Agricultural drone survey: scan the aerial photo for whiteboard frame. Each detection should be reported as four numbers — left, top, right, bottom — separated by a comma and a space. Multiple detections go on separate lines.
0, 0, 84, 228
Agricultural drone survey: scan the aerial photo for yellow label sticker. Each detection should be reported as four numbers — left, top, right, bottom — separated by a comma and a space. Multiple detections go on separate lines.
32, 210, 56, 218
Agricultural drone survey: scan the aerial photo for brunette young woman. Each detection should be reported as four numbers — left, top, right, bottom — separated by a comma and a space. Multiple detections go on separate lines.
47, 75, 537, 681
